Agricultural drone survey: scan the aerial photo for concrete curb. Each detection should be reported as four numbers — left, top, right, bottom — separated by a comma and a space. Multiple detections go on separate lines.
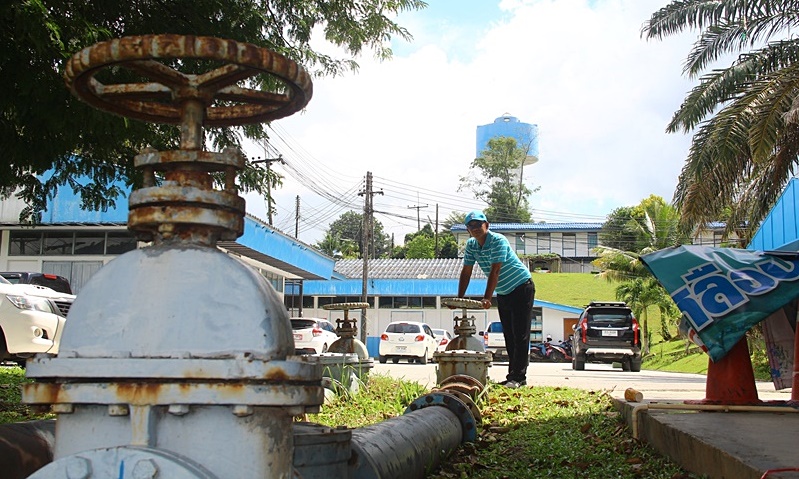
613, 398, 799, 479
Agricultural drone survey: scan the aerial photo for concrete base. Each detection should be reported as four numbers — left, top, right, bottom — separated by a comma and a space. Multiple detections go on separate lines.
614, 398, 799, 479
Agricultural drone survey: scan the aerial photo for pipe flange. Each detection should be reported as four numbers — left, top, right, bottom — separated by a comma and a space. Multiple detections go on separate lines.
404, 392, 477, 443
440, 374, 485, 392
135, 150, 245, 172
27, 445, 218, 478
432, 388, 482, 425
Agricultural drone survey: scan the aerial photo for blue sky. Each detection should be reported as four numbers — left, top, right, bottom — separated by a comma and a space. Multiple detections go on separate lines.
244, 0, 702, 245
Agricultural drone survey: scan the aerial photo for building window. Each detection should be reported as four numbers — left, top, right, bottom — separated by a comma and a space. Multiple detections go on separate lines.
9, 230, 137, 256
562, 233, 576, 256
587, 232, 598, 250
423, 297, 436, 308
43, 232, 74, 255
515, 234, 525, 254
106, 232, 138, 254
537, 233, 550, 254
9, 231, 42, 255
302, 296, 314, 308
74, 232, 105, 255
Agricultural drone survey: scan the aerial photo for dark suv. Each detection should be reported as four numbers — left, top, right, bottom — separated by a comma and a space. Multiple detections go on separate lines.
572, 301, 641, 372
0, 272, 73, 295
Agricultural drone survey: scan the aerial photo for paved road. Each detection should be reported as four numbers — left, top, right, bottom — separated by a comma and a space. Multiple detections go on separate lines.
372, 360, 792, 402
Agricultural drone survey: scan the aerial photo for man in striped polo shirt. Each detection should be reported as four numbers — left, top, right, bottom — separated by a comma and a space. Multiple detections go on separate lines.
457, 210, 535, 388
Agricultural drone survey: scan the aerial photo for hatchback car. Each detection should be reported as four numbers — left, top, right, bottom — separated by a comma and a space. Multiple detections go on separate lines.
432, 328, 454, 353
0, 277, 75, 365
290, 317, 338, 354
378, 321, 438, 364
572, 301, 641, 372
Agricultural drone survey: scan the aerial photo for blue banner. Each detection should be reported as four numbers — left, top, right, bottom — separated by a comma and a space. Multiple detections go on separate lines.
641, 246, 799, 362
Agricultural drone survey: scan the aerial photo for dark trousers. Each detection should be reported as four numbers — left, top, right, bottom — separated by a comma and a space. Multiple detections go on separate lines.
497, 280, 535, 382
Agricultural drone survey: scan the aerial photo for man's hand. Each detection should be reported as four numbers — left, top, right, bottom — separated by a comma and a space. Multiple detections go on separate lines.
480, 298, 491, 309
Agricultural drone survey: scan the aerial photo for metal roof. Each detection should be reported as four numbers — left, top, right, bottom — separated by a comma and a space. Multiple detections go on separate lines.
450, 222, 603, 232
334, 258, 486, 280
0, 174, 335, 280
749, 177, 799, 251
219, 215, 335, 280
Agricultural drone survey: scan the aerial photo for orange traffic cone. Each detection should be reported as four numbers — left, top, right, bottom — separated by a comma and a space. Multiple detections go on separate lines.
686, 337, 761, 405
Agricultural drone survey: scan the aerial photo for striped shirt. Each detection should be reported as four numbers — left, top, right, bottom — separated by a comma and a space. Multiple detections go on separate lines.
463, 230, 531, 295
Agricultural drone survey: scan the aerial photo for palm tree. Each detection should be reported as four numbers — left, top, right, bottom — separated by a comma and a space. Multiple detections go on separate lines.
593, 197, 688, 352
642, 1, 799, 241
615, 277, 680, 354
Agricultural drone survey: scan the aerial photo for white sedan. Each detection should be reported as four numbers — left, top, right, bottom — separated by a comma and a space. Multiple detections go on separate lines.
291, 317, 338, 354
432, 328, 454, 353
378, 321, 438, 364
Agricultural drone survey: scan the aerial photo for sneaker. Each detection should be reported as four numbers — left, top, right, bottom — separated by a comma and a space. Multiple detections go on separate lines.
500, 379, 527, 388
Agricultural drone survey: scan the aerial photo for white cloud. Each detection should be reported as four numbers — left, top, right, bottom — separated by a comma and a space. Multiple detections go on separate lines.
244, 0, 702, 245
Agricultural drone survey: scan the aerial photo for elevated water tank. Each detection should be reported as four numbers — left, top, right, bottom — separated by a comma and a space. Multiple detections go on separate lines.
476, 113, 539, 165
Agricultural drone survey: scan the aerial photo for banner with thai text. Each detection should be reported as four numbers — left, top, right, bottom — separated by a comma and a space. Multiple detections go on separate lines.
641, 245, 799, 363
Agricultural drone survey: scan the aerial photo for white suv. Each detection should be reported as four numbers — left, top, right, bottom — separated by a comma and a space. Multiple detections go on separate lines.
0, 276, 75, 365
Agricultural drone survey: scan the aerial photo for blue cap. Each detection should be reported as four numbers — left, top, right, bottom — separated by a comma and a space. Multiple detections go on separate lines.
464, 211, 488, 225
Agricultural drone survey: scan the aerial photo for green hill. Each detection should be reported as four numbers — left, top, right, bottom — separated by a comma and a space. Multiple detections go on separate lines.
532, 272, 617, 308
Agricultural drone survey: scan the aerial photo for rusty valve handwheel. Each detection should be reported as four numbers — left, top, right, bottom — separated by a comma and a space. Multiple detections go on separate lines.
64, 34, 313, 128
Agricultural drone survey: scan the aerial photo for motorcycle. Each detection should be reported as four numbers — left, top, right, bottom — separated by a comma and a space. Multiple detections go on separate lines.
529, 337, 573, 362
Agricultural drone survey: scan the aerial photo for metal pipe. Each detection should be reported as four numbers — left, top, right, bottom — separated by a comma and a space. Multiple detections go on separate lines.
0, 420, 55, 479
349, 405, 464, 479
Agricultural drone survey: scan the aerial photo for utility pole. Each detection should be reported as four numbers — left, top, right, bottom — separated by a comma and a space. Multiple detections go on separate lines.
357, 171, 383, 344
435, 204, 439, 258
294, 195, 300, 238
251, 155, 284, 226
407, 202, 428, 231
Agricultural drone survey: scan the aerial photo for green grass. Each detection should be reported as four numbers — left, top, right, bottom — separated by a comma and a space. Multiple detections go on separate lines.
532, 272, 618, 308
0, 367, 52, 424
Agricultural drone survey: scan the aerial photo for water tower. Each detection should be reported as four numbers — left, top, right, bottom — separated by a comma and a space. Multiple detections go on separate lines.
475, 113, 539, 177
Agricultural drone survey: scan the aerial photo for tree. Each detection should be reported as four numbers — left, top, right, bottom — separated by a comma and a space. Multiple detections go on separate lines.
643, 0, 799, 240
615, 277, 680, 354
458, 137, 537, 223
599, 206, 646, 252
315, 232, 359, 259
1, 0, 425, 220
592, 196, 688, 352
323, 211, 390, 259
391, 223, 458, 259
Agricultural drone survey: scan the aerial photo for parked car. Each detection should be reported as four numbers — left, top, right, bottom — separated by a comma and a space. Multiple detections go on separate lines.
379, 321, 438, 364
572, 301, 641, 372
0, 272, 73, 294
0, 276, 75, 365
480, 321, 506, 361
290, 317, 338, 354
432, 328, 454, 353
